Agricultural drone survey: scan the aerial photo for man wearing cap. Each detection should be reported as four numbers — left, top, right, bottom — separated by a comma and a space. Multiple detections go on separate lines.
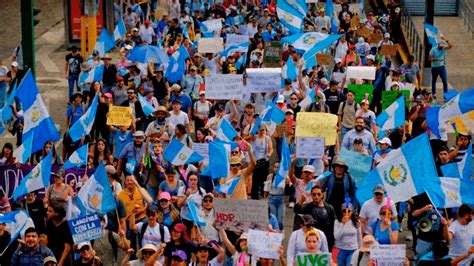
449, 132, 471, 163
74, 242, 102, 265
221, 146, 256, 199
169, 97, 190, 135
206, 102, 237, 132
139, 19, 156, 45
372, 137, 393, 168
121, 88, 146, 130
355, 98, 377, 136
101, 53, 117, 93
198, 193, 219, 241
259, 8, 272, 28
409, 94, 429, 138
87, 50, 103, 70
130, 205, 171, 248
170, 84, 192, 114
145, 106, 171, 140
10, 227, 54, 266
64, 46, 83, 98
342, 116, 377, 154
377, 32, 394, 49
429, 37, 453, 97
182, 65, 204, 100
400, 54, 421, 88
324, 80, 346, 115
117, 130, 147, 177
359, 184, 398, 235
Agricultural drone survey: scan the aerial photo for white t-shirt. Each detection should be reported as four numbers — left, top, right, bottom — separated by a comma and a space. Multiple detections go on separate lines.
136, 222, 171, 247
168, 111, 189, 134
359, 198, 398, 234
177, 186, 206, 220
448, 220, 474, 265
139, 26, 155, 44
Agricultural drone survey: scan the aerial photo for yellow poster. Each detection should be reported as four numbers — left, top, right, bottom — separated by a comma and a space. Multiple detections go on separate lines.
295, 112, 338, 145
106, 106, 132, 127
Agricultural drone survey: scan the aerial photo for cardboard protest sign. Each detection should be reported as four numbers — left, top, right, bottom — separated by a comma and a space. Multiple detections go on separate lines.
346, 66, 376, 80
214, 198, 268, 232
107, 106, 132, 127
248, 229, 283, 259
68, 213, 103, 244
273, 124, 292, 138
296, 137, 325, 159
316, 53, 333, 65
263, 41, 282, 67
371, 244, 406, 265
357, 27, 374, 39
369, 33, 384, 43
347, 84, 374, 104
296, 253, 332, 266
246, 68, 281, 93
205, 74, 243, 100
198, 37, 224, 54
226, 34, 249, 49
350, 16, 360, 28
338, 148, 372, 185
381, 90, 410, 110
295, 112, 338, 145
380, 44, 400, 57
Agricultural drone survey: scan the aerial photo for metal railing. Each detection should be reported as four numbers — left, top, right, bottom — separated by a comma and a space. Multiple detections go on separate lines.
459, 0, 474, 39
400, 8, 424, 67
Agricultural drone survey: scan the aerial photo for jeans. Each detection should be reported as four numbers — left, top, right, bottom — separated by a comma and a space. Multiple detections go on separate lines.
67, 74, 80, 99
251, 159, 269, 199
269, 194, 285, 230
337, 249, 355, 266
431, 66, 448, 95
341, 126, 352, 142
415, 239, 433, 261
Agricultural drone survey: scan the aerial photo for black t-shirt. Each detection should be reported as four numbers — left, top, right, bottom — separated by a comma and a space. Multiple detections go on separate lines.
0, 231, 18, 266
46, 219, 74, 266
163, 241, 196, 265
150, 76, 168, 101
26, 199, 46, 234
324, 89, 345, 115
65, 53, 84, 75
103, 64, 117, 86
409, 193, 446, 242
328, 178, 345, 219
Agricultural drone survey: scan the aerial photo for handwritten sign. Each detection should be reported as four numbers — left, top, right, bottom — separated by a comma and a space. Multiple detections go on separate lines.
273, 124, 292, 138
246, 68, 281, 93
193, 143, 209, 160
357, 27, 374, 39
226, 34, 249, 49
369, 33, 383, 43
214, 199, 268, 232
205, 74, 243, 100
295, 112, 338, 145
381, 90, 410, 110
263, 41, 282, 67
371, 244, 406, 265
248, 229, 283, 259
380, 45, 399, 57
68, 213, 103, 244
346, 66, 376, 80
296, 253, 332, 266
347, 84, 374, 104
316, 53, 333, 65
198, 37, 224, 53
338, 148, 372, 185
107, 106, 132, 126
296, 137, 325, 159
332, 72, 345, 83
202, 19, 223, 33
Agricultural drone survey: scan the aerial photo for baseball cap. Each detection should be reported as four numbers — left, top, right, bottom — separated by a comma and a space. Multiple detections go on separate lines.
373, 184, 385, 194
302, 165, 315, 173
172, 250, 188, 261
384, 33, 391, 38
77, 242, 92, 250
378, 137, 392, 146
159, 191, 171, 201
11, 61, 19, 67
133, 130, 145, 137
104, 93, 113, 98
298, 214, 316, 226
43, 256, 58, 264
276, 95, 285, 103
105, 165, 116, 175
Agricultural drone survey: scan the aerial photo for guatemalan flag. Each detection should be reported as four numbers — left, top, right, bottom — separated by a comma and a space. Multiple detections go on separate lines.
16, 70, 60, 153
281, 32, 329, 54
69, 94, 99, 142
114, 17, 127, 41
424, 22, 439, 47
187, 200, 206, 226
63, 144, 89, 170
0, 210, 35, 248
262, 103, 286, 136
165, 45, 189, 83
282, 56, 297, 85
356, 133, 438, 204
426, 88, 474, 139
13, 132, 34, 164
215, 176, 241, 196
298, 88, 316, 110
441, 144, 472, 179
325, 0, 340, 34
79, 64, 104, 84
76, 163, 117, 215
277, 0, 305, 34
376, 96, 405, 137
425, 177, 474, 208
12, 151, 53, 200
216, 118, 238, 142
94, 29, 115, 57
219, 42, 250, 58
1, 80, 17, 127
197, 21, 215, 38
163, 139, 204, 166
138, 93, 156, 116
205, 141, 232, 179
303, 34, 344, 63
274, 135, 290, 188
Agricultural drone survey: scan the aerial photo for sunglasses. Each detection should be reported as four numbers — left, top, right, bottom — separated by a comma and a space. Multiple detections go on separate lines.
80, 247, 90, 252
142, 250, 154, 256
230, 164, 241, 167
374, 193, 384, 196
344, 209, 352, 213
173, 257, 184, 262
128, 92, 135, 95
380, 211, 391, 216
312, 192, 322, 196
151, 139, 161, 143
203, 199, 213, 203
159, 199, 169, 203
231, 150, 239, 154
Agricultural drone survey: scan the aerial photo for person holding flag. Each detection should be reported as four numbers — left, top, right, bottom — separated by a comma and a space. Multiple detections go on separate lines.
429, 36, 453, 97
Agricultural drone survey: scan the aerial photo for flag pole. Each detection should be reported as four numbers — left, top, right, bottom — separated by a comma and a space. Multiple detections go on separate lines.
425, 190, 443, 218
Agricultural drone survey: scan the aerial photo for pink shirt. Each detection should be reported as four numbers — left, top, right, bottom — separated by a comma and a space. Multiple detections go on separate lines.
295, 179, 313, 205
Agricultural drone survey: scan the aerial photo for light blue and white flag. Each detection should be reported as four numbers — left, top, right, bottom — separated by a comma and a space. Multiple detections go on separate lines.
63, 144, 89, 170
325, 0, 340, 33
215, 176, 241, 196
225, 15, 245, 26
303, 34, 344, 62
216, 118, 238, 142
1, 81, 17, 126
356, 133, 438, 204
182, 23, 190, 39
187, 200, 206, 226
219, 42, 250, 58
286, 0, 308, 17
126, 159, 137, 174
235, 52, 247, 69
163, 139, 204, 166
441, 144, 472, 179
262, 104, 286, 136
277, 0, 305, 34
426, 88, 474, 139
305, 171, 333, 192
205, 141, 231, 179
282, 56, 297, 83
281, 32, 329, 54
79, 64, 104, 84
13, 133, 34, 164
0, 210, 35, 251
165, 45, 189, 83
16, 70, 60, 153
423, 22, 439, 47
274, 135, 290, 188
298, 88, 316, 109
198, 21, 215, 38
76, 162, 117, 215
12, 151, 53, 200
425, 177, 474, 208
114, 17, 127, 41
94, 29, 115, 57
69, 94, 99, 141
138, 93, 156, 116
249, 116, 263, 136
376, 96, 405, 136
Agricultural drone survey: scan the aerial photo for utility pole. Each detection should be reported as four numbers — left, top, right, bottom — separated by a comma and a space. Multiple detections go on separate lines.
85, 0, 98, 55
21, 0, 36, 76
423, 0, 435, 86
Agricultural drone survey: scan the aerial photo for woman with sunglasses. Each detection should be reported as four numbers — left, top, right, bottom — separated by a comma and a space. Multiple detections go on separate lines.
177, 172, 206, 231
334, 203, 362, 266
156, 192, 181, 228
144, 135, 170, 200
249, 122, 273, 200
122, 243, 160, 266
369, 205, 400, 244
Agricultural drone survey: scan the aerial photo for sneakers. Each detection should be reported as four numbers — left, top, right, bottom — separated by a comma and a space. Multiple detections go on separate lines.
288, 202, 295, 208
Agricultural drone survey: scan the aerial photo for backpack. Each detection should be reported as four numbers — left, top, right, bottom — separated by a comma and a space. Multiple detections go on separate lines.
340, 101, 358, 120
139, 222, 165, 248
91, 230, 119, 260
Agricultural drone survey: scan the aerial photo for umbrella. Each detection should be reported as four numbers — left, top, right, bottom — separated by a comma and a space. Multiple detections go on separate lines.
126, 45, 164, 64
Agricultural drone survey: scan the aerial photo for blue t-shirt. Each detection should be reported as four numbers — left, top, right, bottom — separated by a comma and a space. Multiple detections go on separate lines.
66, 104, 85, 126
159, 180, 184, 197
370, 219, 400, 244
429, 47, 446, 68
113, 130, 133, 158
170, 94, 192, 113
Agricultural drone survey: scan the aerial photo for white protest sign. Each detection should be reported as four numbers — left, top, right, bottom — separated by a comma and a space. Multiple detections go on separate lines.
404, 83, 416, 97
205, 74, 243, 100
346, 66, 376, 80
203, 19, 223, 33
296, 137, 325, 159
246, 68, 281, 93
371, 244, 406, 265
198, 38, 224, 54
332, 72, 345, 83
226, 34, 250, 49
248, 229, 283, 259
193, 143, 209, 160
214, 199, 268, 232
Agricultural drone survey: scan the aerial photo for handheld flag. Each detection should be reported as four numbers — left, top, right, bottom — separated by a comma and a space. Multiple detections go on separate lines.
16, 70, 60, 153
302, 34, 344, 63
219, 42, 250, 58
274, 135, 290, 188
79, 64, 104, 84
198, 21, 216, 38
76, 162, 117, 214
126, 159, 137, 174
282, 56, 297, 84
138, 93, 156, 116
12, 151, 53, 200
63, 144, 89, 170
376, 96, 405, 137
277, 0, 305, 34
0, 210, 35, 252
165, 46, 189, 83
298, 88, 316, 109
206, 141, 231, 179
216, 118, 238, 142
425, 177, 474, 208
163, 139, 204, 166
215, 176, 241, 196
423, 22, 439, 47
93, 29, 115, 57
281, 32, 329, 54
69, 94, 99, 142
187, 200, 206, 226
441, 144, 472, 179
305, 171, 332, 191
262, 104, 285, 136
126, 45, 165, 64
1, 80, 17, 126
114, 17, 127, 41
13, 133, 34, 164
